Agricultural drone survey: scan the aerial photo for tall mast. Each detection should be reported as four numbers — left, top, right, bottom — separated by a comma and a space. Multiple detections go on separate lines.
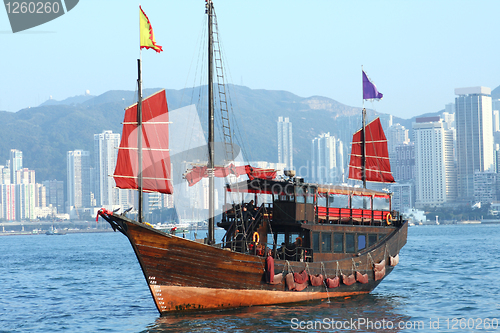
361, 66, 366, 189
137, 58, 144, 223
362, 107, 367, 189
206, 0, 215, 245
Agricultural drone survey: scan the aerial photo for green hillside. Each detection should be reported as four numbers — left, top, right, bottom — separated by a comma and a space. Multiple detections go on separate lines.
5, 83, 491, 184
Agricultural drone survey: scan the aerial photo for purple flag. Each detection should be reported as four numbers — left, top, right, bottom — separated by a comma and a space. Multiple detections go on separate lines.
362, 70, 383, 100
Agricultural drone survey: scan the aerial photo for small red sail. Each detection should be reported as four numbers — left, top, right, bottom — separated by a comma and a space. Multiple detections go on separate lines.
114, 89, 173, 194
348, 117, 395, 183
184, 164, 277, 187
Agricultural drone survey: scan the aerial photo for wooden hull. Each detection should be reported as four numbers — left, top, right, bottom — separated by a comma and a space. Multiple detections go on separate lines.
150, 285, 368, 312
101, 213, 407, 314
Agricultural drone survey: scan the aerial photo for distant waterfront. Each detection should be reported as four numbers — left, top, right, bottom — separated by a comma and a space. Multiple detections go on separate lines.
409, 219, 500, 226
0, 220, 213, 241
2, 217, 500, 237
0, 228, 113, 236
0, 220, 112, 236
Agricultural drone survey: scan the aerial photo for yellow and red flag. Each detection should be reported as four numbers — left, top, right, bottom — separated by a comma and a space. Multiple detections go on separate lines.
139, 6, 163, 53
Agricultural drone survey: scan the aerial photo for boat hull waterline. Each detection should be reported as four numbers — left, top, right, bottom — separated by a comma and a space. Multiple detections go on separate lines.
100, 212, 407, 313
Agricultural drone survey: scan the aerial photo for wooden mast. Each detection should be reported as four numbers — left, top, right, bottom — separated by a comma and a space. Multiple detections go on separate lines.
137, 58, 144, 223
362, 107, 366, 189
361, 66, 367, 189
207, 0, 215, 245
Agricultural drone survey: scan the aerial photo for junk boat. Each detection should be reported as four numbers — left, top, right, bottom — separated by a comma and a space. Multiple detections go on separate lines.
97, 1, 407, 314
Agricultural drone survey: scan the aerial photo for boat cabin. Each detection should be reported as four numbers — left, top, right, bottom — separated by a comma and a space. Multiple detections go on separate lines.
218, 177, 402, 262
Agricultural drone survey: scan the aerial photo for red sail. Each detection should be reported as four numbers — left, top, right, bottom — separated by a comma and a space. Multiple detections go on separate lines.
348, 117, 395, 183
114, 89, 173, 194
184, 164, 277, 187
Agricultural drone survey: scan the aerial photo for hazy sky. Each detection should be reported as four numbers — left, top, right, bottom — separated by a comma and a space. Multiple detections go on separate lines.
1, 0, 499, 119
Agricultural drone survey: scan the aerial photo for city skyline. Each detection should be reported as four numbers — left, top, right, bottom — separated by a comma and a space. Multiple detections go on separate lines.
3, 83, 500, 220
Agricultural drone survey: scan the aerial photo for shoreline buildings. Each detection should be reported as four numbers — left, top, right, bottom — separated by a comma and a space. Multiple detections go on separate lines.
93, 130, 130, 210
277, 116, 293, 170
67, 150, 91, 213
455, 87, 494, 201
0, 149, 54, 221
311, 133, 345, 184
413, 117, 456, 208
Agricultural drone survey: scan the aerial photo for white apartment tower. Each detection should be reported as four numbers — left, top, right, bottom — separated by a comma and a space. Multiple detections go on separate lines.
277, 117, 293, 170
311, 133, 344, 184
413, 117, 456, 207
67, 150, 91, 210
455, 86, 494, 200
94, 130, 123, 207
10, 149, 22, 184
493, 110, 500, 133
15, 168, 36, 220
387, 123, 409, 154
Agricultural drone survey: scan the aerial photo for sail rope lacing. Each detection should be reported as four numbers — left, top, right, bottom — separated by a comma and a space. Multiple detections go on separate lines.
321, 262, 331, 303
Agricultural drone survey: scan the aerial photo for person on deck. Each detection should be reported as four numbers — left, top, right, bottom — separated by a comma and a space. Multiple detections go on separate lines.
246, 200, 255, 212
242, 206, 255, 229
277, 242, 286, 259
286, 237, 302, 261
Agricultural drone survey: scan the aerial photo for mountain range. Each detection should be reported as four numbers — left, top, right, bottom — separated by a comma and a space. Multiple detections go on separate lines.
1, 84, 499, 184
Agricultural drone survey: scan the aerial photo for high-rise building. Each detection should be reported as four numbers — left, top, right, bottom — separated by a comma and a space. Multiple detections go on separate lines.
42, 180, 64, 213
336, 139, 345, 183
393, 142, 415, 182
387, 123, 409, 154
0, 165, 10, 184
390, 182, 415, 212
378, 114, 393, 132
493, 99, 500, 113
493, 110, 500, 133
16, 182, 36, 220
441, 111, 456, 130
473, 171, 497, 203
455, 86, 494, 200
1, 184, 15, 220
277, 117, 293, 170
15, 168, 35, 185
67, 150, 91, 210
14, 168, 36, 220
10, 149, 22, 184
35, 183, 46, 209
413, 117, 456, 207
444, 103, 455, 116
94, 130, 122, 207
311, 133, 344, 184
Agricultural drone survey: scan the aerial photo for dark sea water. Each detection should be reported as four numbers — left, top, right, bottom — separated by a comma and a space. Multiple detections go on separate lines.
1, 224, 499, 333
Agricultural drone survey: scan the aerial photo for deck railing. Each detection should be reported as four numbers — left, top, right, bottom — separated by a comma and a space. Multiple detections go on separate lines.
316, 206, 400, 225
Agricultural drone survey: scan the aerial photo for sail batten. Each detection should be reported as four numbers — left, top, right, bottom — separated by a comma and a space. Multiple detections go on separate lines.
118, 147, 170, 151
348, 117, 395, 183
123, 121, 172, 125
184, 164, 277, 187
114, 175, 172, 180
114, 89, 173, 194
